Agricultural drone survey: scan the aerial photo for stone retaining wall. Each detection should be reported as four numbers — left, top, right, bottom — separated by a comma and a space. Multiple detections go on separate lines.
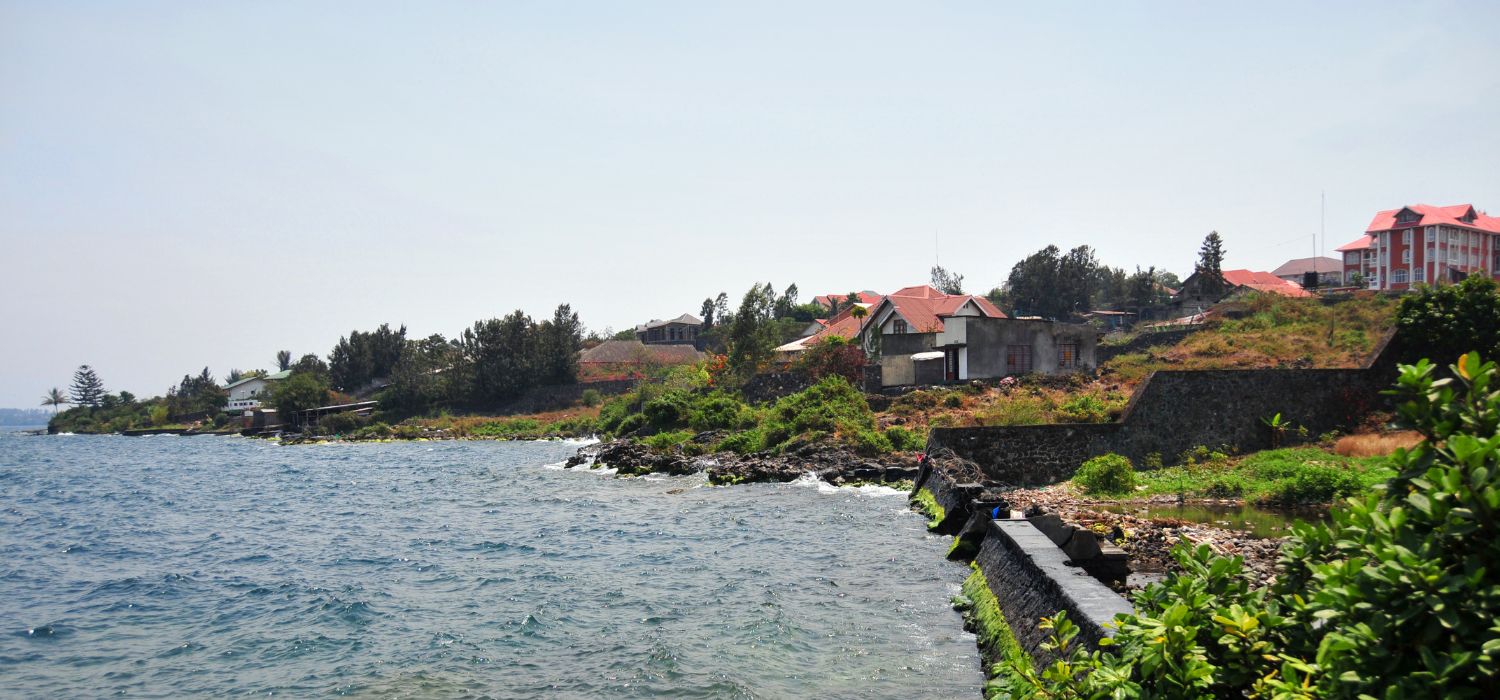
929, 333, 1400, 485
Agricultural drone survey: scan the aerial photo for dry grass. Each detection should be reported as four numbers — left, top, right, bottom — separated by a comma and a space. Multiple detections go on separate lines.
1334, 431, 1424, 457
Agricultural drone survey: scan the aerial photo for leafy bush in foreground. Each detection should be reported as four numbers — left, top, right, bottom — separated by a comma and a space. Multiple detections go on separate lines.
1000, 354, 1500, 698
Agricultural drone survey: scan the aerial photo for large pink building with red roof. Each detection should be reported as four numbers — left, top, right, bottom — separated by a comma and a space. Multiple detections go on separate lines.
1337, 204, 1500, 291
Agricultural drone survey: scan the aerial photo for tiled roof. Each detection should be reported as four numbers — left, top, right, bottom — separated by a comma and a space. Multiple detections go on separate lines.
813, 291, 881, 308
580, 340, 703, 364
779, 300, 882, 352
1271, 257, 1343, 277
1366, 203, 1500, 234
1336, 236, 1373, 252
1222, 269, 1314, 298
881, 285, 1006, 332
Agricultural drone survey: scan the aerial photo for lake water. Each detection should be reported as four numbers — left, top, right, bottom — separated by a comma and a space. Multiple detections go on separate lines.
0, 432, 980, 697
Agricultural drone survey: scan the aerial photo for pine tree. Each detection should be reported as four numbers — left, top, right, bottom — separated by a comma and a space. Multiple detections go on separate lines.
69, 365, 105, 407
1196, 231, 1227, 296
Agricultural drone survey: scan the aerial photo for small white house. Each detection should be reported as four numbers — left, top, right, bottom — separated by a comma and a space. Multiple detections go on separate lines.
224, 370, 292, 411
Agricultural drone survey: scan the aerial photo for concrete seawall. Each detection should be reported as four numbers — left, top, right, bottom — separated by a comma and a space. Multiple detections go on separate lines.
974, 520, 1134, 663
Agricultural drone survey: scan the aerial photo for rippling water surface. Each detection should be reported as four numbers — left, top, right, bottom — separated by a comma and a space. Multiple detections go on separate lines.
0, 431, 979, 697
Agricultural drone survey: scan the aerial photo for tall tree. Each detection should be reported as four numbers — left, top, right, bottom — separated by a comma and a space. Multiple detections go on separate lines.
774, 283, 799, 319
329, 323, 408, 393
538, 303, 583, 385
461, 311, 539, 403
386, 333, 460, 412
41, 388, 67, 414
713, 292, 731, 329
1195, 231, 1228, 297
227, 368, 244, 383
275, 350, 292, 371
727, 283, 779, 376
69, 365, 105, 407
1057, 245, 1100, 314
931, 265, 965, 294
167, 367, 226, 416
1005, 245, 1063, 318
699, 298, 716, 328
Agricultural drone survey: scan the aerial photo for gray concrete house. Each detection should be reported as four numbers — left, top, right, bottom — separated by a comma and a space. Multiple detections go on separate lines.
854, 285, 1096, 387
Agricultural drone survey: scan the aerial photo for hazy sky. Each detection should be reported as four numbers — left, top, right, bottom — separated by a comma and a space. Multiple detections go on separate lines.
3, 1, 1499, 407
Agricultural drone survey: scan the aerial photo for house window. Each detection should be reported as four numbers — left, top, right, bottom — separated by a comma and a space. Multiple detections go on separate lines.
892, 319, 908, 334
1403, 230, 1412, 244
1057, 343, 1078, 369
1426, 227, 1436, 242
1397, 209, 1419, 224
1414, 269, 1425, 282
1451, 248, 1460, 262
1402, 249, 1411, 264
1393, 269, 1410, 284
1006, 345, 1032, 375
1345, 252, 1358, 264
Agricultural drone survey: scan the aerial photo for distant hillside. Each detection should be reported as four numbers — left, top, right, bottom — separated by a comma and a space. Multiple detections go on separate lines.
0, 408, 52, 426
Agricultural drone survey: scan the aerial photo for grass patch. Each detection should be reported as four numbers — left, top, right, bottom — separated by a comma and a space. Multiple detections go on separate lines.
1128, 447, 1395, 505
911, 488, 947, 531
952, 562, 1031, 689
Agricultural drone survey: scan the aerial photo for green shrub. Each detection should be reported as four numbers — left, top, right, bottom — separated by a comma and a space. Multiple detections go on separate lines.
686, 392, 755, 431
715, 428, 765, 455
351, 422, 393, 439
642, 430, 694, 451
580, 388, 602, 407
849, 428, 893, 456
1056, 394, 1110, 423
614, 412, 647, 436
1071, 454, 1136, 495
316, 411, 368, 435
1256, 463, 1362, 505
884, 426, 926, 451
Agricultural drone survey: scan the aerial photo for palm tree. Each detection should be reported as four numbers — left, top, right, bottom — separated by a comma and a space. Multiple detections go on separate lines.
41, 387, 67, 414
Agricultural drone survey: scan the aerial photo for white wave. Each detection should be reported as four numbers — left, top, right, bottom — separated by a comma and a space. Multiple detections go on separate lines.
788, 471, 908, 497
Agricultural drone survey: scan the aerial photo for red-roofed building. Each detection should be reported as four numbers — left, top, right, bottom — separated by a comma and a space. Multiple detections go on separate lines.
1338, 203, 1500, 290
1221, 270, 1314, 298
812, 290, 882, 312
855, 285, 1093, 386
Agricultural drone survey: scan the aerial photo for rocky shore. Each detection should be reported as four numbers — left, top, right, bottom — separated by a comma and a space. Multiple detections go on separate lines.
565, 436, 921, 486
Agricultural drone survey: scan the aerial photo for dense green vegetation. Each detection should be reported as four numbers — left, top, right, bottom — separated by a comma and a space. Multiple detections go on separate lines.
593, 368, 911, 457
1129, 447, 1393, 506
988, 244, 1181, 320
996, 354, 1500, 698
1397, 274, 1500, 365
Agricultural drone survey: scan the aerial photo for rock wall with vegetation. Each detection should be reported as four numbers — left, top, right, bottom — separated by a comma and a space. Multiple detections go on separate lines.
929, 333, 1399, 485
1095, 326, 1201, 364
